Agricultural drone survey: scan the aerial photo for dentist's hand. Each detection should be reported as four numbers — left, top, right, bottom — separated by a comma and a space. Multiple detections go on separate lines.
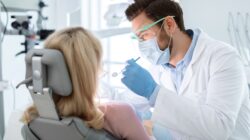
121, 59, 157, 99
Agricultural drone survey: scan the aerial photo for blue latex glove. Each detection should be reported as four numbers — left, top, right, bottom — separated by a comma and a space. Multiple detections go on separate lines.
121, 59, 157, 99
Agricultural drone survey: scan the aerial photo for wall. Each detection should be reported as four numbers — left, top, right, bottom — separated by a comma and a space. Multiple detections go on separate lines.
181, 0, 250, 44
54, 0, 81, 29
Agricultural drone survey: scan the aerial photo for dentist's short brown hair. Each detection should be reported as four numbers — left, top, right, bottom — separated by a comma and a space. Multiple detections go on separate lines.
125, 0, 186, 32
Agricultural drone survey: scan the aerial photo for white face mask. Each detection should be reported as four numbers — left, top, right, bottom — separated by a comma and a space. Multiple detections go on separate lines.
138, 36, 172, 65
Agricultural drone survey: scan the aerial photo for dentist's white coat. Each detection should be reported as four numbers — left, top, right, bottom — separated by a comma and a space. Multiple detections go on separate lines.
151, 29, 250, 140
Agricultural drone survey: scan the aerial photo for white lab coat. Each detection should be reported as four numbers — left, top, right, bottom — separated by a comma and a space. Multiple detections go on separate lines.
151, 29, 250, 140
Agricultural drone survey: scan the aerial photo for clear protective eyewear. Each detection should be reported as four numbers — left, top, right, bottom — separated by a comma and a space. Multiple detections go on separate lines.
131, 16, 175, 41
131, 17, 165, 41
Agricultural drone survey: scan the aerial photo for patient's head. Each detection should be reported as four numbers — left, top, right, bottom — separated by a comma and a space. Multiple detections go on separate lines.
22, 27, 104, 129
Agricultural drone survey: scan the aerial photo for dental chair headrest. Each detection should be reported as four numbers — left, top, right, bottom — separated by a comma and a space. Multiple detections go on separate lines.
25, 49, 72, 96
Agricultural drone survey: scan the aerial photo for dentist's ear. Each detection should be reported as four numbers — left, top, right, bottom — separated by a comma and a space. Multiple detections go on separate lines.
163, 16, 176, 35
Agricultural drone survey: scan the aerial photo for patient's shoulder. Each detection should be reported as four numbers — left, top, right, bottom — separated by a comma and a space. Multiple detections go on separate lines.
99, 102, 135, 119
99, 102, 137, 137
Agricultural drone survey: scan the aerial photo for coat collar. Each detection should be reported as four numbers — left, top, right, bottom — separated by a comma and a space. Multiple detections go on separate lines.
189, 28, 212, 66
178, 28, 212, 94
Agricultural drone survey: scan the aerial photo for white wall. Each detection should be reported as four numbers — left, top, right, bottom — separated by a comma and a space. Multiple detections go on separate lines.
54, 0, 81, 29
181, 0, 250, 44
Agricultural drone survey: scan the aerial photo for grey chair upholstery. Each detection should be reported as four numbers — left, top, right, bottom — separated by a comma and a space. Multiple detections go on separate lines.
19, 49, 119, 140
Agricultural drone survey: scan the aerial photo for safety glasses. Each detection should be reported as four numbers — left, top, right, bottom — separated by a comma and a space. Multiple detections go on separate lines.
131, 17, 165, 41
131, 16, 175, 41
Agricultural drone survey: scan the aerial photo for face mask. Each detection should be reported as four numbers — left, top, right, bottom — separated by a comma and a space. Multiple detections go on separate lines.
138, 36, 172, 65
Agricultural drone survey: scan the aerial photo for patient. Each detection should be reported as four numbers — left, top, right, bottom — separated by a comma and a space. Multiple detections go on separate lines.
22, 27, 151, 140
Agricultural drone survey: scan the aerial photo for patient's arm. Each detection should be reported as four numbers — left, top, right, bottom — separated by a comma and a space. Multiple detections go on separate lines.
99, 102, 151, 140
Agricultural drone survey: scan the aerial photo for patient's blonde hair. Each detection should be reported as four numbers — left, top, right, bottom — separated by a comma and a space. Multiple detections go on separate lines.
22, 27, 104, 129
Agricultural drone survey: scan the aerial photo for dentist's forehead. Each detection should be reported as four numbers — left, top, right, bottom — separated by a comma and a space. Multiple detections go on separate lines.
131, 12, 154, 33
132, 22, 147, 34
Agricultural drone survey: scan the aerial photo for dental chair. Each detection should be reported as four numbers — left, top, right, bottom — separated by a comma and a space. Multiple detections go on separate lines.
19, 49, 119, 140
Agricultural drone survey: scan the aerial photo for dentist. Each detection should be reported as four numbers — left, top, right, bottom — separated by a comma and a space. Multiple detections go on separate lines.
121, 0, 250, 139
